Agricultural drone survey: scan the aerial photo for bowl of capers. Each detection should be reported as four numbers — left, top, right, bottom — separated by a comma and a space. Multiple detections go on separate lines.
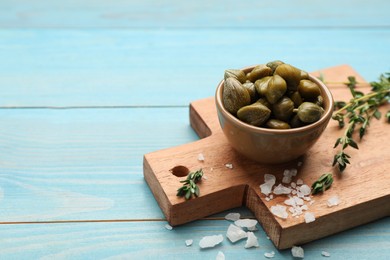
215, 60, 334, 164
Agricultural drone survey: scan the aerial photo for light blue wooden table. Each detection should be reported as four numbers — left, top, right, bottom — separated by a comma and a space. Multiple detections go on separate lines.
0, 1, 389, 259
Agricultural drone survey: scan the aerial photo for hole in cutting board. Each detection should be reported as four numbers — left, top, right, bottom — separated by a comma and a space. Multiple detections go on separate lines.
170, 165, 190, 177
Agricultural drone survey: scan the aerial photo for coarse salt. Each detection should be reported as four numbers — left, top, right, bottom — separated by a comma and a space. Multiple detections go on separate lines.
197, 153, 205, 161
225, 212, 240, 221
304, 212, 316, 223
199, 234, 224, 249
264, 251, 275, 258
327, 195, 340, 207
185, 239, 193, 247
165, 224, 173, 230
271, 204, 288, 219
321, 251, 331, 257
291, 246, 304, 258
273, 184, 292, 195
225, 163, 233, 169
244, 232, 259, 248
226, 224, 247, 243
234, 219, 258, 229
216, 251, 225, 260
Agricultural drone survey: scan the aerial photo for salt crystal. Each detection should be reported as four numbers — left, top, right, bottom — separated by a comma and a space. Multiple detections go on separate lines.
297, 161, 303, 167
225, 212, 240, 221
264, 174, 276, 184
301, 205, 308, 211
292, 190, 297, 195
185, 239, 193, 246
296, 179, 304, 185
244, 232, 259, 248
321, 251, 331, 257
234, 219, 258, 228
327, 195, 340, 207
216, 251, 225, 260
282, 175, 292, 184
266, 236, 270, 240
265, 197, 271, 202
199, 234, 224, 249
247, 225, 258, 231
264, 251, 275, 258
283, 169, 291, 176
294, 196, 304, 206
225, 163, 233, 169
304, 212, 316, 223
226, 224, 247, 243
309, 200, 315, 205
303, 196, 311, 201
284, 197, 296, 206
203, 175, 208, 180
273, 184, 292, 195
291, 182, 297, 188
291, 246, 304, 258
290, 168, 298, 176
270, 204, 288, 219
198, 153, 205, 162
269, 194, 274, 199
210, 167, 214, 171
299, 184, 311, 196
260, 182, 274, 196
165, 224, 173, 230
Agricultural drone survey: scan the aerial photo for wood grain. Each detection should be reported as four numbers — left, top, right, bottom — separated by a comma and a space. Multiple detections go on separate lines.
1, 29, 390, 107
144, 65, 390, 249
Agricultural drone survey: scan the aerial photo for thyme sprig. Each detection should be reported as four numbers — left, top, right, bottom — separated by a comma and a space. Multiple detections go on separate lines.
176, 169, 203, 200
332, 73, 390, 172
311, 173, 333, 195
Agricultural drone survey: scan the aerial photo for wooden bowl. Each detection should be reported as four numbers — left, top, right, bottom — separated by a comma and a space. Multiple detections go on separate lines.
215, 66, 334, 164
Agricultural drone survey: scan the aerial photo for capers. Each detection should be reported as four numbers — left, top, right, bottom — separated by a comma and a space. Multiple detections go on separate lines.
298, 79, 321, 100
224, 69, 246, 84
222, 61, 326, 129
272, 96, 294, 122
296, 102, 324, 123
274, 64, 302, 91
246, 64, 272, 82
237, 103, 271, 126
266, 119, 291, 129
222, 77, 251, 115
266, 74, 287, 104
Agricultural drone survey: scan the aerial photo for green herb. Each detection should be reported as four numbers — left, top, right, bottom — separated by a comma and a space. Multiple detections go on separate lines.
332, 73, 390, 172
176, 169, 203, 200
311, 173, 333, 195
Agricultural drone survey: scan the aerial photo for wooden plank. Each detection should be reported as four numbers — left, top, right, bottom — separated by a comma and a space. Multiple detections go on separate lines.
0, 218, 389, 259
0, 29, 390, 107
0, 0, 389, 28
144, 65, 390, 249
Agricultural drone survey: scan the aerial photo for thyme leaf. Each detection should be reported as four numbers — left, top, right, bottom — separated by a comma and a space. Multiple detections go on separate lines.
176, 169, 203, 200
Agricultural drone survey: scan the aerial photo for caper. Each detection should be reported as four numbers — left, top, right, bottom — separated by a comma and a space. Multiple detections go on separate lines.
315, 95, 324, 106
224, 69, 246, 84
265, 74, 287, 104
298, 79, 321, 100
255, 97, 272, 110
272, 96, 294, 122
237, 103, 271, 126
300, 70, 309, 80
274, 64, 302, 91
223, 77, 251, 115
254, 76, 272, 97
266, 119, 291, 129
242, 82, 258, 103
296, 102, 324, 123
246, 64, 272, 82
266, 60, 284, 73
289, 91, 303, 107
290, 114, 305, 128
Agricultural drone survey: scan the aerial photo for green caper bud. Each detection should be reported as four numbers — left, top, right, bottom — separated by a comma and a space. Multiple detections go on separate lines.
246, 64, 272, 82
274, 64, 302, 91
266, 60, 284, 73
223, 77, 251, 115
266, 119, 291, 129
237, 103, 271, 126
300, 70, 309, 80
242, 82, 258, 103
290, 114, 305, 128
265, 74, 287, 104
255, 97, 272, 110
254, 76, 272, 97
224, 69, 246, 84
289, 91, 303, 107
296, 102, 324, 123
315, 95, 324, 106
298, 79, 321, 100
272, 96, 295, 122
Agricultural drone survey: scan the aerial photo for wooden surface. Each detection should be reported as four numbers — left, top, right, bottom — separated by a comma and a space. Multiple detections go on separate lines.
144, 65, 390, 249
1, 1, 390, 259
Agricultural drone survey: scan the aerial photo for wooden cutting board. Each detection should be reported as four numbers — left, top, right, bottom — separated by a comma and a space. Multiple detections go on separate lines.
143, 65, 390, 249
